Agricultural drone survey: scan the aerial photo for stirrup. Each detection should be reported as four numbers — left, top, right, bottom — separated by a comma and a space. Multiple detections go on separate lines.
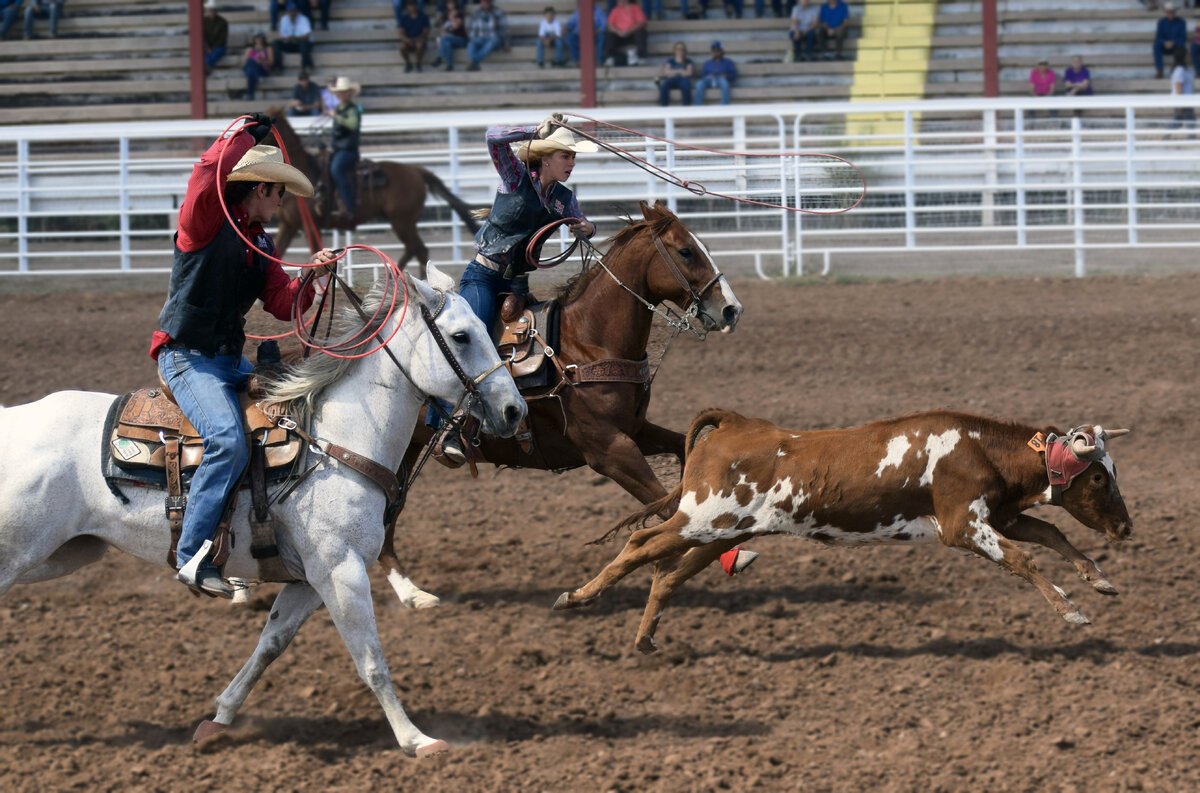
432, 432, 467, 469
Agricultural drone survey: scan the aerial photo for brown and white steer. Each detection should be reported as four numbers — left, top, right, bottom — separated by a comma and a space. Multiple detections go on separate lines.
554, 409, 1132, 653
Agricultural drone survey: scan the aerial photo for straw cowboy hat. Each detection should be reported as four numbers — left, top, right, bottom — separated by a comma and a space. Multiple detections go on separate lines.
227, 144, 315, 197
516, 126, 599, 162
330, 76, 361, 96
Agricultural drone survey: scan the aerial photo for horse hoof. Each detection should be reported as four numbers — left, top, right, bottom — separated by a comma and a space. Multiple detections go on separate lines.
193, 719, 228, 743
1092, 579, 1119, 596
1062, 610, 1090, 625
552, 592, 574, 611
405, 591, 442, 609
636, 635, 658, 654
415, 739, 450, 758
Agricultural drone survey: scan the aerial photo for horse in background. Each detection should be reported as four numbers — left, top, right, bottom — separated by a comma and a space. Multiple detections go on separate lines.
267, 109, 480, 273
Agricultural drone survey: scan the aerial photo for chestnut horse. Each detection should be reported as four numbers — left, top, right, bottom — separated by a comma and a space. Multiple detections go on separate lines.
266, 109, 480, 271
380, 201, 746, 608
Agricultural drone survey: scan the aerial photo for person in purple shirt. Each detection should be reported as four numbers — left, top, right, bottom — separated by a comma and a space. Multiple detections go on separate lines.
429, 114, 597, 464
694, 41, 737, 105
1154, 2, 1187, 78
1063, 55, 1093, 97
816, 0, 850, 61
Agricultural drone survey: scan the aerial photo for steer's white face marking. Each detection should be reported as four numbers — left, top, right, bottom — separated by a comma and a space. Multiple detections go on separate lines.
876, 435, 912, 478
919, 429, 961, 486
966, 495, 1004, 561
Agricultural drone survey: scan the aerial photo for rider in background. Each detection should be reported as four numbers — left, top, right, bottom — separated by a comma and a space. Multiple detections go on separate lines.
433, 112, 597, 463
327, 76, 362, 224
150, 113, 338, 598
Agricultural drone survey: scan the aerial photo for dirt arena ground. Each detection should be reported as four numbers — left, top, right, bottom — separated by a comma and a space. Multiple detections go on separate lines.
1, 271, 1198, 792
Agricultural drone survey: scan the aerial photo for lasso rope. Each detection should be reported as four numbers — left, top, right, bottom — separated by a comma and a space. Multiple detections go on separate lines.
556, 112, 866, 215
214, 115, 409, 359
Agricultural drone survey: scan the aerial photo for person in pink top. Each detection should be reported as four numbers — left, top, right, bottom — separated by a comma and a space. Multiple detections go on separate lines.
603, 0, 647, 66
1028, 57, 1057, 120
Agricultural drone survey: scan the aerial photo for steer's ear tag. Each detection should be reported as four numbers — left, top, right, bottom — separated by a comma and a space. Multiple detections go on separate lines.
1027, 433, 1047, 453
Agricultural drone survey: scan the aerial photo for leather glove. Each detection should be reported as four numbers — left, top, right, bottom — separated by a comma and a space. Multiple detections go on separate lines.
244, 112, 274, 143
536, 112, 565, 139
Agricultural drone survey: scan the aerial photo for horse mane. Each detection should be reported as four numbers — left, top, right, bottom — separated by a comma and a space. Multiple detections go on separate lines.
261, 279, 393, 418
556, 207, 678, 306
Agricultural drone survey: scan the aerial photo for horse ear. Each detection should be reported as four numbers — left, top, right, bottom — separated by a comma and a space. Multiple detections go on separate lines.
639, 201, 654, 220
424, 263, 455, 293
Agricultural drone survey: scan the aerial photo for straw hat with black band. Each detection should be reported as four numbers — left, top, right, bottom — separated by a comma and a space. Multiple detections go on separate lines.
227, 144, 315, 197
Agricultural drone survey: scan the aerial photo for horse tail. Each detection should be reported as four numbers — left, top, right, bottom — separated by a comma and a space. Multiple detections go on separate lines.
420, 168, 482, 234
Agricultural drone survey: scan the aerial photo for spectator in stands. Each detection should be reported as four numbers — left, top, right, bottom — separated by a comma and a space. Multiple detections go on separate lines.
313, 0, 329, 31
754, 0, 782, 19
465, 0, 508, 72
397, 0, 431, 73
435, 4, 469, 70
815, 0, 850, 60
23, 0, 62, 39
1, 0, 22, 39
270, 0, 310, 32
1169, 48, 1196, 130
694, 41, 737, 105
537, 6, 565, 68
1154, 2, 1187, 78
1192, 22, 1200, 77
1027, 57, 1057, 119
242, 32, 275, 101
658, 41, 694, 105
603, 0, 647, 67
790, 0, 819, 62
321, 74, 339, 111
1062, 55, 1093, 96
565, 4, 605, 67
288, 70, 323, 116
274, 2, 315, 71
201, 1, 227, 75
327, 76, 362, 221
681, 0, 743, 19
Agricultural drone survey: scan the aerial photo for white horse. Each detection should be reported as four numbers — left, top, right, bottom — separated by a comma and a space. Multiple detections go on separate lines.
0, 265, 525, 757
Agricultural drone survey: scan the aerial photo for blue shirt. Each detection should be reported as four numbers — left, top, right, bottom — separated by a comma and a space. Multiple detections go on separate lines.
398, 11, 430, 39
567, 6, 606, 34
818, 0, 849, 29
1156, 15, 1186, 48
700, 56, 737, 82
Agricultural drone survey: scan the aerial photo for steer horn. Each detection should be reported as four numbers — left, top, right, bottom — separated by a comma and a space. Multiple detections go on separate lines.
1101, 428, 1131, 440
1070, 434, 1097, 457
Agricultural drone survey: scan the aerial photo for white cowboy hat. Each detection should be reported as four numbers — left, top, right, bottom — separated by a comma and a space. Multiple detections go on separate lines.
516, 126, 599, 162
227, 144, 315, 197
330, 76, 361, 96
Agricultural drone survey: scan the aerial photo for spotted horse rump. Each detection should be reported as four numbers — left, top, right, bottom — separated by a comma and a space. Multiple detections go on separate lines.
554, 408, 1133, 653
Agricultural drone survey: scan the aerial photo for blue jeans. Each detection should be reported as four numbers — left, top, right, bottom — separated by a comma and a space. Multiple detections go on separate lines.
537, 36, 566, 65
426, 261, 527, 428
467, 34, 503, 66
642, 0, 662, 17
565, 31, 606, 64
438, 33, 467, 67
0, 4, 19, 37
331, 149, 358, 215
24, 2, 61, 37
754, 0, 783, 16
792, 30, 816, 60
694, 75, 731, 105
659, 75, 692, 105
205, 45, 226, 70
158, 349, 253, 572
244, 59, 269, 99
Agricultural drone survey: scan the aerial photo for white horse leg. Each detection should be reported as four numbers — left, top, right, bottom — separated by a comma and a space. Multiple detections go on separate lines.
317, 554, 447, 757
203, 582, 324, 736
385, 568, 441, 609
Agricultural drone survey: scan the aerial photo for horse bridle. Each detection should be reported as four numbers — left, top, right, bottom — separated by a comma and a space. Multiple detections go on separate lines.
649, 231, 726, 325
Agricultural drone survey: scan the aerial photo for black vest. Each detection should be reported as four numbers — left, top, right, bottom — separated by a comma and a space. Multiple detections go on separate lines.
476, 176, 575, 277
157, 220, 273, 357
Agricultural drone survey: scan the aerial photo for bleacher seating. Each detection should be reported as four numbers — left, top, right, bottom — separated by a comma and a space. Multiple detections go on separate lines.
0, 0, 1179, 125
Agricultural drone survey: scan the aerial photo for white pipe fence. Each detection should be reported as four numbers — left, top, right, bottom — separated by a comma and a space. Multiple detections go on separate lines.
1, 96, 1198, 282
